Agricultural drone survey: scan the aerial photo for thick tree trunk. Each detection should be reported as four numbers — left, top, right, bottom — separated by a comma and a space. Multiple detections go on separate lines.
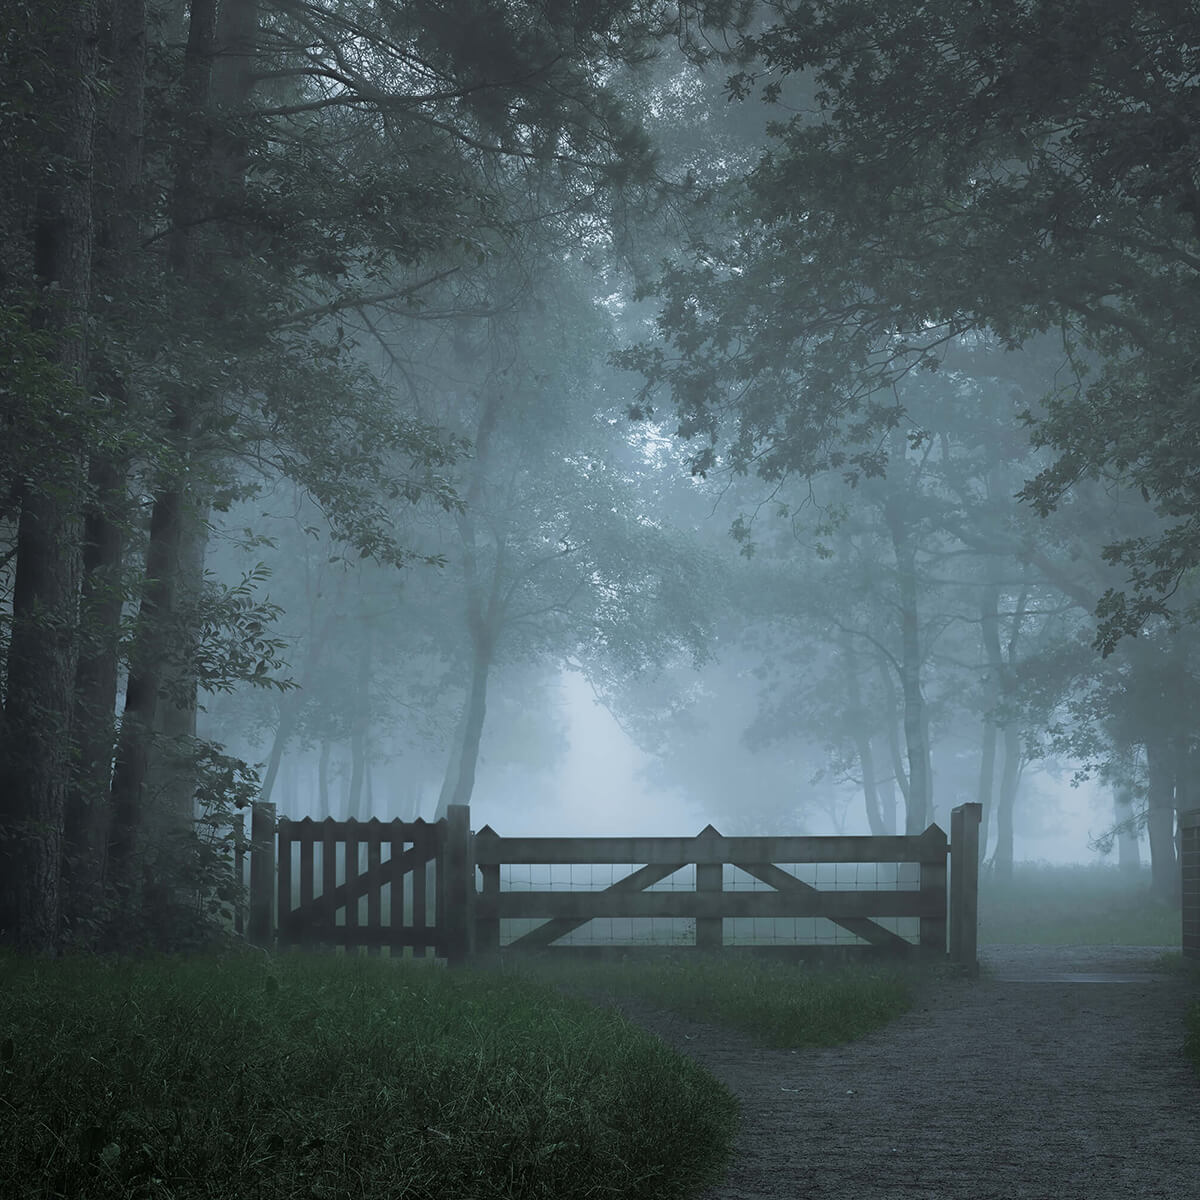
436, 646, 492, 819
106, 456, 191, 909
0, 0, 98, 952
61, 455, 126, 936
61, 0, 148, 941
876, 767, 897, 837
854, 733, 887, 835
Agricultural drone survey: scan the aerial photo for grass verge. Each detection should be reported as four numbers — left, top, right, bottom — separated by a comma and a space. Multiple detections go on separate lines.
0, 950, 737, 1200
978, 862, 1181, 946
509, 954, 916, 1049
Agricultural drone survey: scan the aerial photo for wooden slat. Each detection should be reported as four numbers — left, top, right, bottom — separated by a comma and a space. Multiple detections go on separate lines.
284, 815, 435, 844
321, 821, 337, 948
299, 834, 314, 917
291, 839, 437, 924
277, 820, 293, 945
389, 830, 404, 955
695, 825, 723, 949
412, 846, 427, 958
920, 856, 947, 954
473, 826, 948, 866
366, 821, 382, 956
499, 943, 907, 964
492, 888, 939, 921
504, 862, 686, 949
734, 861, 912, 950
345, 824, 359, 938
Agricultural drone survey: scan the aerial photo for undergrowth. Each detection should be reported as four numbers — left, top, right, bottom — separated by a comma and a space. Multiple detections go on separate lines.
0, 950, 737, 1200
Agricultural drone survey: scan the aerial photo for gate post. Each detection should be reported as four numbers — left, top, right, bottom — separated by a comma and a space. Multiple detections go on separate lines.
695, 824, 723, 949
918, 823, 949, 958
442, 805, 474, 966
949, 802, 981, 974
1182, 809, 1200, 962
248, 800, 276, 949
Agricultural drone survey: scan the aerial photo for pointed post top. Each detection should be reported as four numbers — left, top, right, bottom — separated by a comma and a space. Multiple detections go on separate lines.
697, 823, 722, 838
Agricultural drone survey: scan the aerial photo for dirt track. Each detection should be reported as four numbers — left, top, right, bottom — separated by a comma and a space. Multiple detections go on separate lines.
609, 946, 1200, 1200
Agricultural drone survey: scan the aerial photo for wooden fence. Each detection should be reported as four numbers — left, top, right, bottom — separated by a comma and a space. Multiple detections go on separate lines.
245, 801, 981, 968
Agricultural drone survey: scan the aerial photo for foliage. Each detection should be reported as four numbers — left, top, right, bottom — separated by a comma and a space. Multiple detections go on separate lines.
628, 0, 1200, 647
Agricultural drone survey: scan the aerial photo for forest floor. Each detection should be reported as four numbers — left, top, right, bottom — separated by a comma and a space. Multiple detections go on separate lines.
598, 946, 1200, 1200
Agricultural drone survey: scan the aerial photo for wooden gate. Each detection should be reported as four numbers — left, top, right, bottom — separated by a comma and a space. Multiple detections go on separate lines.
275, 815, 446, 955
247, 803, 979, 968
473, 804, 981, 964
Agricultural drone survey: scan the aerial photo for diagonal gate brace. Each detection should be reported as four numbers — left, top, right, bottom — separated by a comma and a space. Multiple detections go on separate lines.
506, 861, 687, 950
734, 861, 914, 952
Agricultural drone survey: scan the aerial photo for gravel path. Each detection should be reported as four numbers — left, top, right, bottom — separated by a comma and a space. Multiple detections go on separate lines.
607, 946, 1200, 1200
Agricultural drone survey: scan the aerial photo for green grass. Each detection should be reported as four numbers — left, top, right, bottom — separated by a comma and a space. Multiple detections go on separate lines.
0, 950, 738, 1200
509, 954, 917, 1049
978, 862, 1181, 945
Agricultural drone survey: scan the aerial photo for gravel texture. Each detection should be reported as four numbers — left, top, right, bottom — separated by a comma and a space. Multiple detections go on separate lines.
604, 946, 1200, 1200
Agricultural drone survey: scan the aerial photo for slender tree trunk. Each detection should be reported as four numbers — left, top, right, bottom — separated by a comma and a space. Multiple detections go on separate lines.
876, 766, 897, 836
992, 724, 1022, 882
1145, 736, 1180, 905
318, 739, 332, 819
346, 637, 371, 820
1114, 779, 1142, 875
977, 719, 997, 866
876, 659, 910, 807
842, 632, 887, 834
0, 0, 98, 952
885, 502, 931, 833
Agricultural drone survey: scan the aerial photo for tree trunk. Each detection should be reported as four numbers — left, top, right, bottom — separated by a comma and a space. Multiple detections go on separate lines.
346, 638, 371, 821
877, 659, 911, 816
842, 631, 887, 834
885, 503, 931, 833
876, 766, 897, 837
0, 0, 98, 952
436, 645, 492, 819
1113, 778, 1142, 876
318, 739, 332, 819
1145, 736, 1180, 905
61, 455, 126, 937
992, 724, 1022, 882
61, 0, 148, 942
977, 719, 997, 866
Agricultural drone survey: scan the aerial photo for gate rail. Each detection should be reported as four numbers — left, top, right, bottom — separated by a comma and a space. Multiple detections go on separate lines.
244, 802, 981, 969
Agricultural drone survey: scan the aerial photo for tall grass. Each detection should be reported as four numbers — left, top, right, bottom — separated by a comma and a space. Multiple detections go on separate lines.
0, 951, 737, 1200
978, 862, 1181, 945
512, 955, 916, 1049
